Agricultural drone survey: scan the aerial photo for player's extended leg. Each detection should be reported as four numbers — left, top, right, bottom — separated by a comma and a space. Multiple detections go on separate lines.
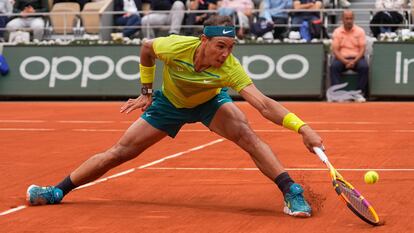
27, 118, 168, 206
208, 102, 312, 217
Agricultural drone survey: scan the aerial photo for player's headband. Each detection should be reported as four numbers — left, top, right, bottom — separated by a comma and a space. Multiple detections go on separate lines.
203, 26, 236, 38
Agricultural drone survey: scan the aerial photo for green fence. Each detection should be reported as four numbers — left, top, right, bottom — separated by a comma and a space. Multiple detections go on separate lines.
5, 42, 413, 99
371, 42, 414, 97
0, 43, 325, 98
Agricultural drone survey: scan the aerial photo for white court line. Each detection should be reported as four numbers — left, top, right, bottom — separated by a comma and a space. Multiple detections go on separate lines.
308, 121, 395, 124
73, 129, 411, 133
73, 129, 124, 132
0, 206, 27, 216
0, 120, 46, 123
144, 167, 414, 172
0, 138, 225, 217
0, 128, 55, 131
3, 128, 414, 133
57, 121, 114, 124
2, 128, 414, 133
1, 120, 413, 125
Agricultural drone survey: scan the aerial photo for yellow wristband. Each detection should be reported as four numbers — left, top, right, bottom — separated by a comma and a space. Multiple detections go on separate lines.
282, 113, 306, 133
139, 64, 155, 84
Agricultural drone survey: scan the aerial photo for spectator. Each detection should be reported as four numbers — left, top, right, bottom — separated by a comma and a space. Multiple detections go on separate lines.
184, 0, 217, 36
141, 0, 186, 39
217, 0, 254, 39
0, 0, 13, 40
291, 0, 322, 30
53, 0, 90, 10
262, 0, 293, 40
6, 0, 48, 40
114, 0, 142, 38
370, 0, 408, 38
330, 10, 368, 103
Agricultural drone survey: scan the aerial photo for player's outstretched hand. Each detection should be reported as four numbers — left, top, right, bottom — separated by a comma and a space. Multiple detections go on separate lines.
298, 125, 324, 153
120, 95, 153, 114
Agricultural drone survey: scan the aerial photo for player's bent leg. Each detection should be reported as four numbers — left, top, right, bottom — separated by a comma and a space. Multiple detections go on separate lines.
208, 103, 311, 217
27, 118, 167, 206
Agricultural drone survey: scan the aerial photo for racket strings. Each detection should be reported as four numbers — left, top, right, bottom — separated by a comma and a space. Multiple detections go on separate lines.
337, 181, 377, 222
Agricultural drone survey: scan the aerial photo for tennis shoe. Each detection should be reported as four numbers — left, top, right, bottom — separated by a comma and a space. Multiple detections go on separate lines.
283, 183, 312, 217
26, 185, 63, 206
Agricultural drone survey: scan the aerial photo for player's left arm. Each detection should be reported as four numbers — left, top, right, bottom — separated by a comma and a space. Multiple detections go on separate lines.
120, 39, 157, 114
239, 83, 323, 152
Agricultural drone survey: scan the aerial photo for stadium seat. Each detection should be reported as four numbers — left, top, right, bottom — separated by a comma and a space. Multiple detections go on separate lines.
80, 0, 113, 39
49, 2, 81, 34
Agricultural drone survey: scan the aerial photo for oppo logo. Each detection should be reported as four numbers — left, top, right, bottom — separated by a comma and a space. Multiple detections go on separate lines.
19, 55, 140, 87
242, 54, 309, 80
19, 54, 310, 88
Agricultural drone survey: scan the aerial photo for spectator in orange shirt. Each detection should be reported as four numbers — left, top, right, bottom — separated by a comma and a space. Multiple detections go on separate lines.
330, 10, 369, 102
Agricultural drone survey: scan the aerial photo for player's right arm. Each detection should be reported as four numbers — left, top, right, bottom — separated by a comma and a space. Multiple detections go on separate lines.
120, 39, 157, 114
239, 83, 323, 152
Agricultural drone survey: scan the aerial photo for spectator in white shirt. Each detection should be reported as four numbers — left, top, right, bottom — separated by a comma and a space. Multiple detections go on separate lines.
114, 0, 142, 38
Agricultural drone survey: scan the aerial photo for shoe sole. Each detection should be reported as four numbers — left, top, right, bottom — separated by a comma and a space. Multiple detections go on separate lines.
283, 206, 311, 218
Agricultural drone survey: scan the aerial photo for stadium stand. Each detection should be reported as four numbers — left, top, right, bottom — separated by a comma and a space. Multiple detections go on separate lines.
49, 2, 81, 34
80, 0, 113, 40
2, 0, 414, 42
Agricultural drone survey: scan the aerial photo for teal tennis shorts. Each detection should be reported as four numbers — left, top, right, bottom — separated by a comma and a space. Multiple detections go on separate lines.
141, 89, 233, 138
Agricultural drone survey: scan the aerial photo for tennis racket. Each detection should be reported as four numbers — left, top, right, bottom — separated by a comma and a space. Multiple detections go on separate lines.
313, 147, 381, 226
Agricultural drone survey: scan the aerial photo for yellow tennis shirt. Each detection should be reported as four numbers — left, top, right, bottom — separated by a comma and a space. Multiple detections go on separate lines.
152, 35, 253, 108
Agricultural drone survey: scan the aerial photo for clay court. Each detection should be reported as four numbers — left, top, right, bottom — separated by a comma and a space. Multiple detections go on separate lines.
0, 101, 413, 232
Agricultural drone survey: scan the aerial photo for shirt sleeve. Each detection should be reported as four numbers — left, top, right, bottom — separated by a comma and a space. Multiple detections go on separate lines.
152, 36, 176, 65
225, 59, 253, 92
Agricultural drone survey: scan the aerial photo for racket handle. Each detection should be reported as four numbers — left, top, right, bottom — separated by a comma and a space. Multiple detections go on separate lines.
313, 147, 329, 163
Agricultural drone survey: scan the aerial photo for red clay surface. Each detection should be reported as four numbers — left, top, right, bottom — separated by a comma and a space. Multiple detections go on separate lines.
0, 101, 413, 233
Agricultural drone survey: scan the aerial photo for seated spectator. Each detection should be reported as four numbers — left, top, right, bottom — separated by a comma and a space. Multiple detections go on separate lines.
0, 0, 13, 40
330, 10, 368, 102
291, 0, 322, 30
141, 0, 186, 39
184, 0, 217, 36
370, 0, 408, 38
114, 0, 142, 38
6, 0, 49, 41
262, 0, 293, 40
53, 0, 90, 10
217, 0, 254, 39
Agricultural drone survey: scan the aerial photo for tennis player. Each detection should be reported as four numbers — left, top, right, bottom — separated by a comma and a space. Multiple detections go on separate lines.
27, 15, 323, 217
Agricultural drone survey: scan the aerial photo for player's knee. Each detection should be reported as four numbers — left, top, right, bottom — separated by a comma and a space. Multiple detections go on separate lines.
235, 124, 260, 149
103, 144, 136, 167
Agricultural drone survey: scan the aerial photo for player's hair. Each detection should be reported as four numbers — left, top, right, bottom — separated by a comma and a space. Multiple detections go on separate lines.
203, 15, 234, 27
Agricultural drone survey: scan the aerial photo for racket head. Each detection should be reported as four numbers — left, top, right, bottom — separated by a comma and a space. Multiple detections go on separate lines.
327, 163, 381, 226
